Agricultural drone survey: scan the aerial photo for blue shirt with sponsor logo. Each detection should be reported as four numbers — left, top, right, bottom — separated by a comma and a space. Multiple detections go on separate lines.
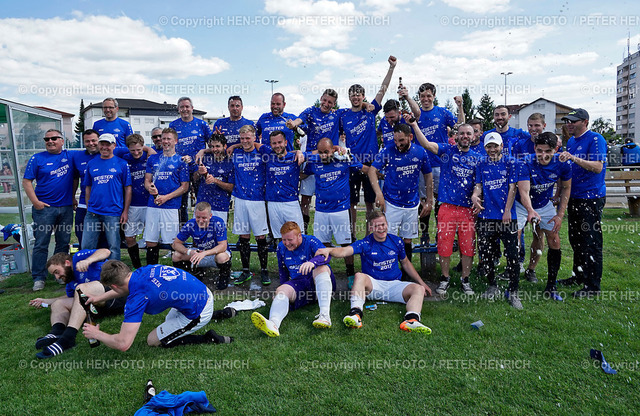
145, 153, 190, 209
437, 144, 480, 208
66, 249, 104, 298
213, 117, 255, 147
351, 233, 406, 281
304, 158, 363, 213
372, 143, 432, 208
517, 154, 572, 209
298, 106, 340, 151
23, 150, 74, 207
377, 117, 408, 148
169, 117, 212, 169
92, 118, 133, 148
231, 147, 266, 201
85, 156, 131, 217
123, 265, 209, 323
417, 106, 457, 168
259, 145, 302, 203
339, 100, 381, 163
256, 111, 299, 151
69, 150, 99, 206
114, 148, 150, 208
475, 156, 522, 220
277, 234, 325, 281
196, 155, 234, 212
176, 217, 227, 251
566, 130, 607, 199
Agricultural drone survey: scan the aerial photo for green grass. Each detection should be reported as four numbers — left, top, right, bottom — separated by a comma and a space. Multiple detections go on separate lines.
0, 208, 639, 415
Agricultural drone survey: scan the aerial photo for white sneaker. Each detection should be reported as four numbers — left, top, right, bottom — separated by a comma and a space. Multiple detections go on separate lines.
32, 280, 45, 291
251, 312, 280, 337
461, 280, 475, 295
312, 313, 332, 329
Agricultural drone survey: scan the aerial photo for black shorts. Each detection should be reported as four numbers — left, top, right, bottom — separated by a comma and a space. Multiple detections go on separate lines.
95, 285, 127, 317
350, 169, 375, 205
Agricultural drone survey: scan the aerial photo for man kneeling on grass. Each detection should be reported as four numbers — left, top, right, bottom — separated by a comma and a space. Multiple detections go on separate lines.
317, 210, 433, 333
252, 221, 335, 337
82, 260, 234, 350
29, 248, 126, 358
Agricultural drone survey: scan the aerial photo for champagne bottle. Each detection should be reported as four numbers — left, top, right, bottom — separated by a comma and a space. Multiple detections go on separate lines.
77, 288, 100, 348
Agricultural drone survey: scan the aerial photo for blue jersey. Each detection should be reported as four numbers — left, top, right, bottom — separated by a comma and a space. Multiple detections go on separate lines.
176, 217, 226, 251
567, 130, 607, 199
123, 265, 208, 323
372, 143, 431, 208
196, 155, 234, 212
169, 117, 212, 169
304, 158, 363, 213
231, 148, 266, 201
437, 144, 480, 208
259, 146, 302, 202
482, 127, 530, 157
298, 106, 340, 151
377, 117, 408, 148
417, 106, 457, 168
66, 249, 104, 297
114, 148, 150, 207
256, 111, 299, 151
622, 143, 640, 166
277, 234, 325, 281
145, 153, 189, 209
517, 155, 572, 209
475, 156, 522, 220
339, 100, 381, 163
351, 233, 406, 281
85, 156, 132, 216
512, 137, 536, 160
69, 150, 99, 206
92, 118, 133, 148
23, 150, 74, 207
213, 117, 255, 147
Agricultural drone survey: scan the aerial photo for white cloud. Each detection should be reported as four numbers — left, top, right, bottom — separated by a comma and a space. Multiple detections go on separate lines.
361, 0, 422, 15
441, 0, 510, 14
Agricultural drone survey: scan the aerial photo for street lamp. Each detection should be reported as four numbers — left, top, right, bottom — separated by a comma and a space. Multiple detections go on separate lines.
265, 79, 279, 96
500, 72, 513, 106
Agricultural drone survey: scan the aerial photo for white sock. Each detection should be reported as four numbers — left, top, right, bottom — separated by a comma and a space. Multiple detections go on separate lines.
350, 294, 365, 312
405, 311, 421, 321
269, 292, 289, 328
314, 271, 332, 316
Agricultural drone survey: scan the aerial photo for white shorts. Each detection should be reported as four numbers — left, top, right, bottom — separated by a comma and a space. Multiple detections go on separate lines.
195, 250, 232, 268
420, 166, 439, 198
211, 210, 228, 229
385, 202, 419, 239
300, 174, 315, 196
143, 207, 180, 244
313, 210, 352, 245
515, 200, 557, 232
156, 288, 213, 344
365, 276, 412, 304
268, 201, 304, 238
124, 206, 146, 238
232, 197, 269, 236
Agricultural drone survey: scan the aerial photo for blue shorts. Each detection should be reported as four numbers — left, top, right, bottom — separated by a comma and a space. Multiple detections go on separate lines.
283, 272, 336, 311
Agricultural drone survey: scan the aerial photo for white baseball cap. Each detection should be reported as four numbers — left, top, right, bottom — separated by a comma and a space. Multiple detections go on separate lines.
484, 132, 503, 147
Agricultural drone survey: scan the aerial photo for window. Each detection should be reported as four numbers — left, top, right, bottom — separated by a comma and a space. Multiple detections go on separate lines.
631, 103, 636, 109
629, 113, 635, 120
631, 73, 637, 79
631, 62, 637, 70
133, 117, 140, 124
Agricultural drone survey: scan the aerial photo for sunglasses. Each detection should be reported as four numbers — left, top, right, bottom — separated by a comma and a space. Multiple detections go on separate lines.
565, 119, 583, 124
43, 136, 62, 142
151, 135, 162, 139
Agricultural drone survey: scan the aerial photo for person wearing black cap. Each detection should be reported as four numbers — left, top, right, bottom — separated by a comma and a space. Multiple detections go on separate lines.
558, 108, 607, 298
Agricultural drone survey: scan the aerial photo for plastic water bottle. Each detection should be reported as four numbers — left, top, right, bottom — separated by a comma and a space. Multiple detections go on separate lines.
1, 255, 9, 276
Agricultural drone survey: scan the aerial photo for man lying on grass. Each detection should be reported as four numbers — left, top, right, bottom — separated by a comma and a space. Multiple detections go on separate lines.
316, 210, 433, 333
29, 248, 126, 359
82, 260, 234, 350
252, 221, 335, 337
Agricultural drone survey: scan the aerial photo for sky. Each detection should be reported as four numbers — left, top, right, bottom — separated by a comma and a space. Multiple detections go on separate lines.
1, 0, 640, 125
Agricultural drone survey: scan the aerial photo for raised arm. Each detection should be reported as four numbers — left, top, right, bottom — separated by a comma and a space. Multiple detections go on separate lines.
373, 55, 397, 105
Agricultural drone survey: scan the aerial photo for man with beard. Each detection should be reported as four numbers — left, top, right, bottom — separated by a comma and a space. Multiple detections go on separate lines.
481, 105, 530, 157
70, 129, 101, 247
377, 99, 408, 148
213, 96, 255, 147
194, 134, 234, 227
28, 248, 126, 358
256, 93, 300, 151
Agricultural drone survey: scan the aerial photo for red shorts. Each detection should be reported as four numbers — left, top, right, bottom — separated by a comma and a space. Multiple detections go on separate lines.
437, 203, 475, 257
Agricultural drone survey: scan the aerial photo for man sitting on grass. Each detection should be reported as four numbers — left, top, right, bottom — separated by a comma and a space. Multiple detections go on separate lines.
252, 221, 335, 337
82, 261, 234, 350
317, 210, 433, 333
29, 248, 126, 358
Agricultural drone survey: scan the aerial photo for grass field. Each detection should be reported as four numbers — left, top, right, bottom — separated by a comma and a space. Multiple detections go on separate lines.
0, 208, 639, 415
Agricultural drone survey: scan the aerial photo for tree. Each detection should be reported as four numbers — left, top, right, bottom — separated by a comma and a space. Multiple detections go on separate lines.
444, 99, 455, 115
74, 99, 85, 141
462, 88, 475, 121
591, 117, 620, 143
476, 94, 495, 132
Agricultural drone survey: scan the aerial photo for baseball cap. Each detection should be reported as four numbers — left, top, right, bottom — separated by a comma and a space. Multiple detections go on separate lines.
98, 133, 116, 144
484, 132, 503, 147
562, 108, 589, 122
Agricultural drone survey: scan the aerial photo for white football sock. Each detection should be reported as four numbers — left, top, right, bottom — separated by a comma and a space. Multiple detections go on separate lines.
269, 292, 289, 328
314, 271, 332, 315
